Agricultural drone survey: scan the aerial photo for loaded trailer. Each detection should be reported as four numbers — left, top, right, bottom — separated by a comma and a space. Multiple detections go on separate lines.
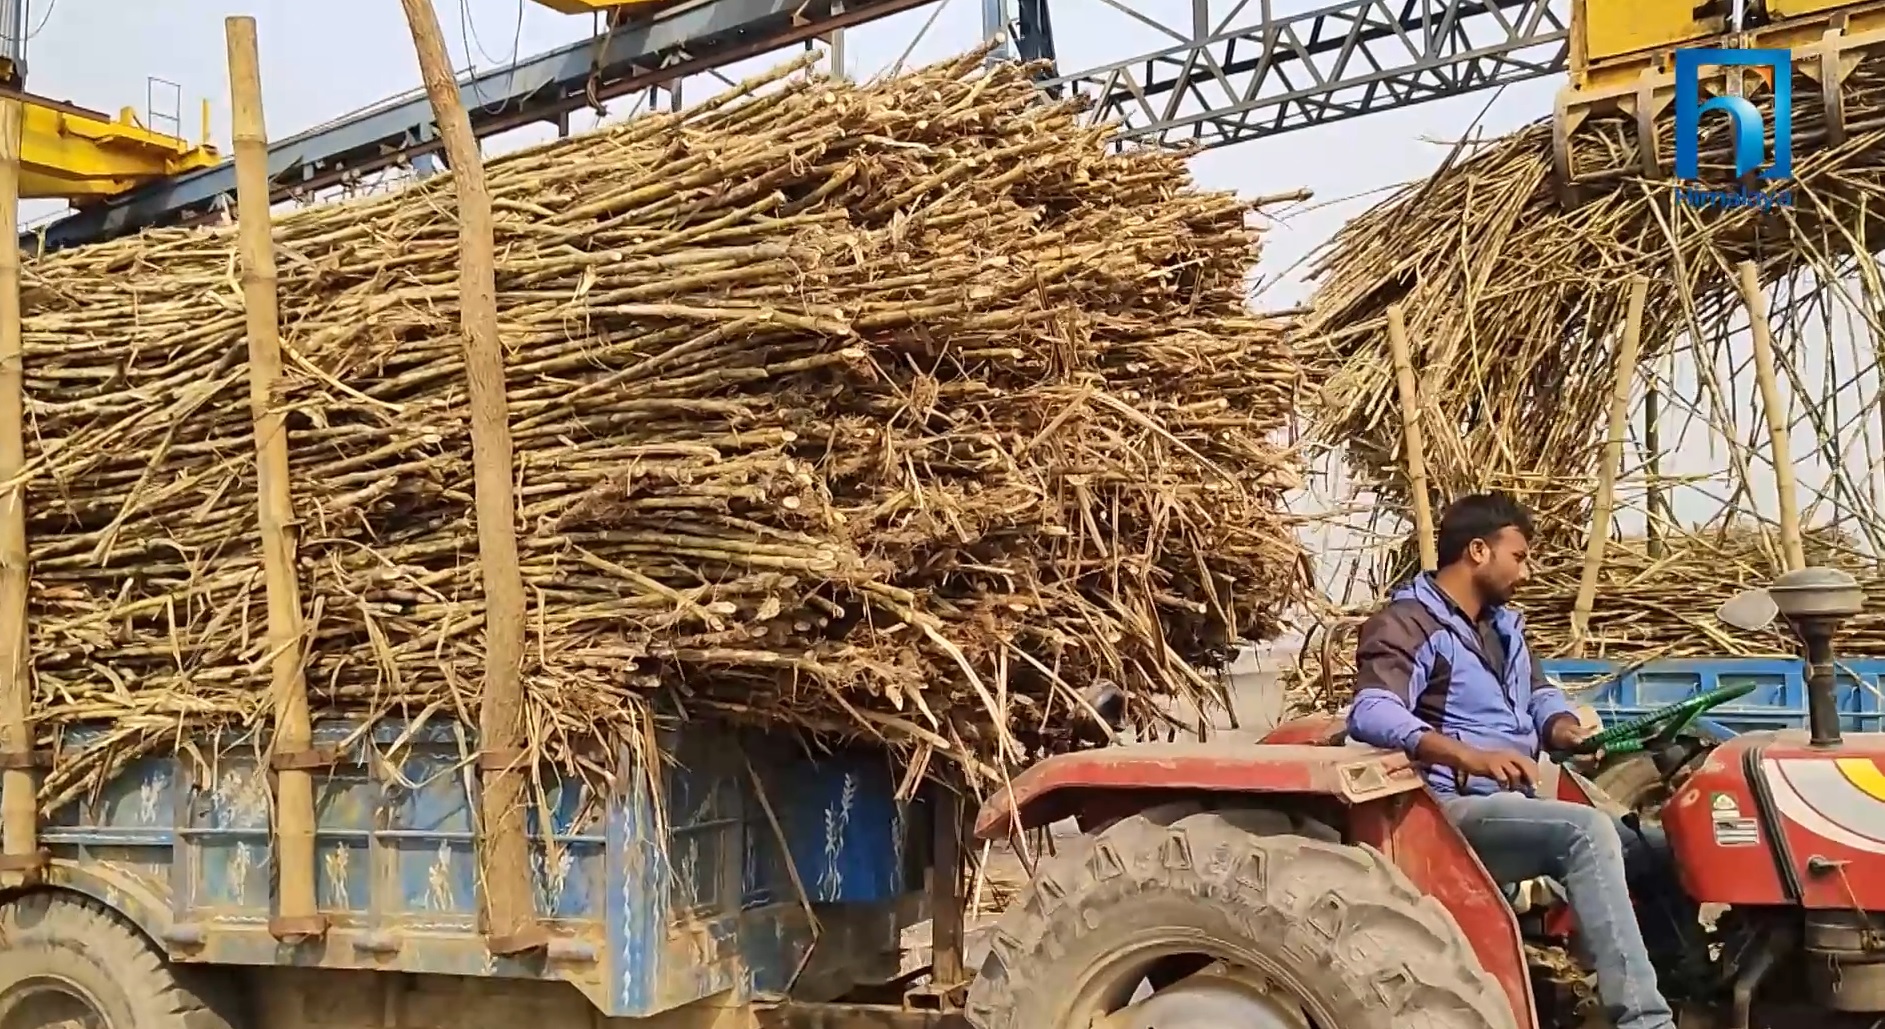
0, 719, 973, 1029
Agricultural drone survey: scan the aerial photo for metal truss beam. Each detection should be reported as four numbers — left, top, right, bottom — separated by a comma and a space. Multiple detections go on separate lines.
1047, 0, 1568, 150
31, 0, 933, 252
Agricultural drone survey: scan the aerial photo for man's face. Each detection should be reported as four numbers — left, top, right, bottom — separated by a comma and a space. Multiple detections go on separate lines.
1468, 526, 1531, 605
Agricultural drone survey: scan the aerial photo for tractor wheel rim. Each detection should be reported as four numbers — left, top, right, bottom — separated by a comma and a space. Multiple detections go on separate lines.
0, 976, 109, 1029
1092, 968, 1311, 1029
1066, 951, 1319, 1029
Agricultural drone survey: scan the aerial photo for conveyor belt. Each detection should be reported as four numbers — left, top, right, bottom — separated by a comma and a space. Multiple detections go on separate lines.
29, 0, 935, 253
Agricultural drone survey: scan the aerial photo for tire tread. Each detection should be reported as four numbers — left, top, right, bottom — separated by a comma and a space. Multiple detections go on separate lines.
965, 809, 1517, 1029
0, 892, 238, 1029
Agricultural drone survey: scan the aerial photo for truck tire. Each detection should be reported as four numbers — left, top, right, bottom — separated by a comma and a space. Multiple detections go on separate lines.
0, 892, 239, 1029
964, 809, 1517, 1029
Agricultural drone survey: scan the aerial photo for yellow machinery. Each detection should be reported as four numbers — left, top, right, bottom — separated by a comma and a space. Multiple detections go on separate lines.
0, 90, 220, 205
0, 48, 220, 208
1553, 0, 1885, 201
527, 0, 675, 15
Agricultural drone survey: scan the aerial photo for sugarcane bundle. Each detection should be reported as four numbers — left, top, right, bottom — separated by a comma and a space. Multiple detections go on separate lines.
1299, 72, 1885, 537
1514, 526, 1885, 660
16, 50, 1304, 805
1295, 57, 1885, 668
1282, 525, 1885, 720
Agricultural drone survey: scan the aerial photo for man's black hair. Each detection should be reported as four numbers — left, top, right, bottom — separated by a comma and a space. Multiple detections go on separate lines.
1435, 491, 1534, 568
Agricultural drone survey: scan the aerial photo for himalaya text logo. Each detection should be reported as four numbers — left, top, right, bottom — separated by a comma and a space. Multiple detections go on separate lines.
1673, 48, 1793, 210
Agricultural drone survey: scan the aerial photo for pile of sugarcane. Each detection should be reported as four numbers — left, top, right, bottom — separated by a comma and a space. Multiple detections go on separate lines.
1293, 55, 1885, 680
17, 51, 1304, 803
1283, 528, 1829, 714
1299, 63, 1885, 530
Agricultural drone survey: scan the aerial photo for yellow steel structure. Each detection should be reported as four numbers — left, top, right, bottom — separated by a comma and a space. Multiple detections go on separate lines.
0, 9, 215, 207
0, 91, 220, 204
1554, 0, 1885, 201
527, 0, 673, 13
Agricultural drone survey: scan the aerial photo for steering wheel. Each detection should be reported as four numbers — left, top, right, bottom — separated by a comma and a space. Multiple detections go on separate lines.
1547, 680, 1756, 764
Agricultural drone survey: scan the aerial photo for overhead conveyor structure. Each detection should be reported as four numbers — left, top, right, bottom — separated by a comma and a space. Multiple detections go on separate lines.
1042, 0, 1567, 150
29, 0, 942, 252
2, 91, 221, 203
33, 0, 1582, 252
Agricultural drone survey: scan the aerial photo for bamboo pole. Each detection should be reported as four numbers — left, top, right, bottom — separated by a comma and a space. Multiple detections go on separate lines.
226, 16, 323, 941
1737, 260, 1806, 572
1386, 304, 1437, 571
397, 0, 542, 954
0, 95, 34, 881
1570, 278, 1647, 656
1643, 371, 1665, 560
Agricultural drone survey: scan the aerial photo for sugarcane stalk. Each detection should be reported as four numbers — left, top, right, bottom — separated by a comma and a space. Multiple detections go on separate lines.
0, 48, 1301, 818
1386, 304, 1437, 571
1738, 260, 1806, 573
1570, 277, 1646, 656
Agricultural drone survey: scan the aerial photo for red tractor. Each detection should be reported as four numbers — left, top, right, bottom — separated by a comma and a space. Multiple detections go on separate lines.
961, 568, 1885, 1029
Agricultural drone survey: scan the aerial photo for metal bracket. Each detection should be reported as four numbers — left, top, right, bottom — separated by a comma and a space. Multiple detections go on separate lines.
267, 914, 330, 941
483, 924, 550, 956
269, 746, 341, 772
476, 748, 530, 773
0, 847, 48, 878
0, 749, 50, 771
1632, 66, 1674, 180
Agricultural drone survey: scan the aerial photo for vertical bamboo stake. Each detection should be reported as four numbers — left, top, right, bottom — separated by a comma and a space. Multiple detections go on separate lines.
0, 96, 35, 879
1643, 373, 1665, 559
227, 16, 323, 941
1571, 278, 1648, 656
398, 0, 541, 954
1737, 260, 1806, 572
1386, 305, 1438, 571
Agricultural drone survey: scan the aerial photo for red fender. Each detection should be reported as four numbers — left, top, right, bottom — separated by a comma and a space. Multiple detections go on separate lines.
972, 741, 1422, 839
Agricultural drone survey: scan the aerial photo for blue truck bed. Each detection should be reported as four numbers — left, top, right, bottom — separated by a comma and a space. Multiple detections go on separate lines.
1543, 656, 1885, 737
35, 718, 920, 1020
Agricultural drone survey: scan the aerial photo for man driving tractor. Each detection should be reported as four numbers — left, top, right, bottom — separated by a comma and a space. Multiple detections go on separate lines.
1345, 492, 1689, 1029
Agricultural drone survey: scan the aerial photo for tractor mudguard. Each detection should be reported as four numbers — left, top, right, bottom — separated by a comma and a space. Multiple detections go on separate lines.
971, 741, 1426, 840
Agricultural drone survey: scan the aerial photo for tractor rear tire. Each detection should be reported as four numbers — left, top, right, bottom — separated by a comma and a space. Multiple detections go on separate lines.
0, 892, 241, 1029
963, 808, 1518, 1029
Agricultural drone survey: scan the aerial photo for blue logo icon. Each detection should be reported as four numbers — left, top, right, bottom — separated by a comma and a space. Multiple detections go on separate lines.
1672, 48, 1793, 210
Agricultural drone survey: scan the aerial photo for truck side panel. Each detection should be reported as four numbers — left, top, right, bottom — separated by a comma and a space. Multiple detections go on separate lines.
37, 720, 918, 1020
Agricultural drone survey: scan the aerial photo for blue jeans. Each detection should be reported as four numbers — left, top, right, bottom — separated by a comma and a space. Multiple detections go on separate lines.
1444, 793, 1679, 1029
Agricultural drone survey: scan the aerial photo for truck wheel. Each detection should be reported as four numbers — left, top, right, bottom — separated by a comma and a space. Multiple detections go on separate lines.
0, 893, 239, 1029
964, 809, 1516, 1029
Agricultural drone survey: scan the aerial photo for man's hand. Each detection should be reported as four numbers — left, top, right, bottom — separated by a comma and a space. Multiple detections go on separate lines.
1454, 747, 1539, 790
1545, 713, 1599, 753
1411, 731, 1539, 790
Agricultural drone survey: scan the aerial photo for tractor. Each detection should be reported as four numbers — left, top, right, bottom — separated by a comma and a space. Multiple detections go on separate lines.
960, 566, 1885, 1029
